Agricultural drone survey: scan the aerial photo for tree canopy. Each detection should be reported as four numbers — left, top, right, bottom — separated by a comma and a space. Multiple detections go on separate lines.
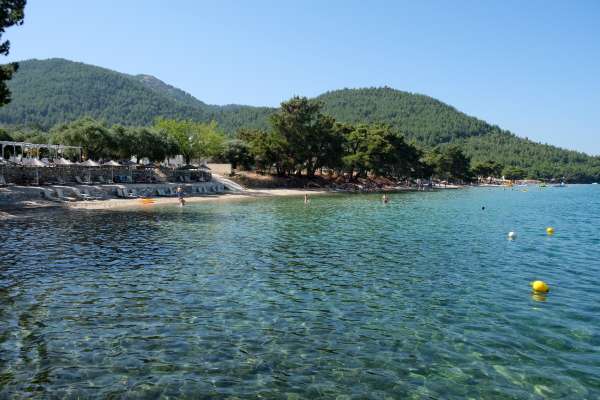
1, 59, 599, 181
154, 118, 226, 164
0, 0, 25, 106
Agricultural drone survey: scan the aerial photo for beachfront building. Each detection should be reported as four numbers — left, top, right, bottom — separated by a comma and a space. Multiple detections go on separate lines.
1, 140, 82, 163
0, 140, 214, 185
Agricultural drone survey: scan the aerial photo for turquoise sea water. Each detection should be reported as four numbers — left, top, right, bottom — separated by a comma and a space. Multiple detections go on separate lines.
1, 186, 599, 398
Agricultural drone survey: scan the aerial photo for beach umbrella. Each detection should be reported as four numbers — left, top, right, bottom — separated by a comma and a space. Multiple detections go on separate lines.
79, 159, 100, 182
54, 157, 73, 166
21, 158, 45, 166
21, 158, 45, 185
53, 158, 73, 182
78, 159, 100, 167
102, 160, 121, 182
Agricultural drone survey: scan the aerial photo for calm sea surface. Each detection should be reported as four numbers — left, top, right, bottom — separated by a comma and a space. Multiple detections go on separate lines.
1, 186, 599, 399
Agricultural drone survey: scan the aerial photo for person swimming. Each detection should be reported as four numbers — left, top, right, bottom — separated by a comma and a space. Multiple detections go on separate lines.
382, 193, 389, 204
304, 194, 310, 204
177, 186, 186, 206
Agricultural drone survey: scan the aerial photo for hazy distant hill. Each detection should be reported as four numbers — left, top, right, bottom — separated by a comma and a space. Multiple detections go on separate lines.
0, 58, 598, 180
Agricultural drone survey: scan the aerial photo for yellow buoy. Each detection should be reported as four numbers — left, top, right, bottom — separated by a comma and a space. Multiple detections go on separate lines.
546, 227, 554, 235
531, 280, 549, 293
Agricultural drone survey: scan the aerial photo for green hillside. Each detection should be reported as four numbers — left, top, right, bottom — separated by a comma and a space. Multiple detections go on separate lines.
130, 73, 209, 110
0, 58, 598, 181
0, 58, 272, 131
317, 88, 600, 180
318, 87, 497, 145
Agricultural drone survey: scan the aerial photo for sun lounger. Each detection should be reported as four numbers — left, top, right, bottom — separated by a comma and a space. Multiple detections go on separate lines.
117, 187, 135, 198
55, 188, 77, 202
83, 188, 103, 200
71, 187, 101, 201
75, 176, 91, 185
117, 187, 139, 198
70, 187, 93, 200
41, 189, 62, 202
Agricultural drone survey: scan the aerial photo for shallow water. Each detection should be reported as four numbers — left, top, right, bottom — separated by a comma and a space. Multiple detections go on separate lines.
1, 186, 599, 398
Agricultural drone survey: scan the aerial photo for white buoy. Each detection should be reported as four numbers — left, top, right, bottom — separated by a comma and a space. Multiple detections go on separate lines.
508, 231, 517, 240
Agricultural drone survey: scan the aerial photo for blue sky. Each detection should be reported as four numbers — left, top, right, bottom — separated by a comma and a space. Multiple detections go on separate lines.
4, 0, 600, 154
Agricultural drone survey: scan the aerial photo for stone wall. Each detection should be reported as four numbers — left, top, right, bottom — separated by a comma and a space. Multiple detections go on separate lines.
0, 182, 226, 204
0, 165, 211, 185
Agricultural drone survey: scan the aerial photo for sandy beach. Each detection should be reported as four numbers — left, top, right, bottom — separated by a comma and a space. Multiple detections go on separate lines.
69, 188, 333, 210
0, 183, 460, 218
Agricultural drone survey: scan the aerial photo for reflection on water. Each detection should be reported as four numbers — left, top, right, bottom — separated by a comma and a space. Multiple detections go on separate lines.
1, 186, 600, 398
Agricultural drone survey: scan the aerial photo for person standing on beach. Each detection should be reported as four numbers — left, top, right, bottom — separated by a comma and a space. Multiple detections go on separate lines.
177, 186, 186, 206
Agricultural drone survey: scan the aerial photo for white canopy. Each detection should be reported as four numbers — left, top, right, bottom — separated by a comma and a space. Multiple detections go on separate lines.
21, 158, 46, 167
79, 159, 100, 167
54, 157, 73, 166
102, 160, 121, 167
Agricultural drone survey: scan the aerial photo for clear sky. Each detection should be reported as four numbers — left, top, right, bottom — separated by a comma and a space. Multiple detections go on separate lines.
4, 0, 600, 154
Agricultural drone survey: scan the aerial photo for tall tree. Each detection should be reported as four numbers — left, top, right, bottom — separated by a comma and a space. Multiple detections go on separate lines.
237, 127, 288, 174
472, 160, 503, 180
221, 139, 253, 171
0, 0, 25, 106
270, 97, 343, 177
50, 117, 117, 160
154, 118, 226, 164
341, 124, 371, 178
502, 166, 527, 181
132, 127, 178, 163
426, 145, 472, 182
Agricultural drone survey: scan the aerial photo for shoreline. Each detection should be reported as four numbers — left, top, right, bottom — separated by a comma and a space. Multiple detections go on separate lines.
69, 188, 334, 210
0, 184, 462, 217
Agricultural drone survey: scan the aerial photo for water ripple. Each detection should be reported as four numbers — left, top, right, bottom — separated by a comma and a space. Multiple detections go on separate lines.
1, 186, 599, 398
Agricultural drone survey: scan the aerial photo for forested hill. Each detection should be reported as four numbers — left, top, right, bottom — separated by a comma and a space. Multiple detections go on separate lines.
318, 87, 500, 146
0, 58, 273, 131
317, 88, 600, 179
0, 59, 502, 143
130, 73, 208, 110
0, 58, 598, 180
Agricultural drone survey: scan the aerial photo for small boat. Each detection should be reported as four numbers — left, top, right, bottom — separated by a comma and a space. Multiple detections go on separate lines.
593, 183, 598, 185
552, 182, 567, 188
